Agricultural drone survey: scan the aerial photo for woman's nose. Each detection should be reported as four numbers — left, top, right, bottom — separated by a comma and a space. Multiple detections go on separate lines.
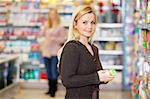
87, 23, 92, 29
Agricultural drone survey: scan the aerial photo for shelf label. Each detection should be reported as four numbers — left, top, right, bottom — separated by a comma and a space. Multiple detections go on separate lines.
27, 36, 35, 40
147, 24, 150, 30
32, 60, 40, 65
0, 36, 2, 39
139, 23, 150, 30
9, 36, 17, 40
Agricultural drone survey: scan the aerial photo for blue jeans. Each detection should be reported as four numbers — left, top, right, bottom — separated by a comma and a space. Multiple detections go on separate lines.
43, 56, 58, 80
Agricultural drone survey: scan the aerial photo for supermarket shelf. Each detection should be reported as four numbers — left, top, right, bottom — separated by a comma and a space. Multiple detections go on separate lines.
0, 36, 36, 40
101, 6, 122, 10
94, 37, 124, 41
0, 8, 8, 12
99, 50, 123, 55
139, 23, 150, 30
10, 35, 36, 40
58, 10, 73, 14
0, 54, 18, 64
102, 65, 123, 70
62, 23, 70, 27
12, 23, 41, 27
20, 79, 62, 84
10, 9, 49, 13
0, 23, 7, 26
9, 36, 19, 40
97, 23, 123, 28
0, 82, 18, 95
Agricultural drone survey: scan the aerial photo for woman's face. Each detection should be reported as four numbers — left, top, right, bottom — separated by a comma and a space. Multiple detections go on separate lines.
48, 10, 57, 21
74, 13, 96, 38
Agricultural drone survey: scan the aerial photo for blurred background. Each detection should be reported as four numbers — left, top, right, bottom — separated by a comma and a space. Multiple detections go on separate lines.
0, 0, 149, 99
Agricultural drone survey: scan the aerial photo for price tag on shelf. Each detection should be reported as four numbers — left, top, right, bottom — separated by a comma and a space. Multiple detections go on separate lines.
39, 64, 45, 68
147, 24, 150, 30
31, 60, 40, 65
9, 36, 17, 40
27, 36, 36, 40
139, 23, 148, 29
0, 36, 2, 39
143, 62, 150, 73
143, 23, 148, 29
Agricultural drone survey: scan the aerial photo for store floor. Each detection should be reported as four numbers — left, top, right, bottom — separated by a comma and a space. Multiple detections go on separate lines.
13, 88, 132, 99
13, 84, 132, 99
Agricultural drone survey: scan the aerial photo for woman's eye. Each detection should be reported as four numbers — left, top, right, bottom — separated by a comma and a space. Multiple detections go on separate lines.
83, 21, 87, 24
91, 21, 96, 24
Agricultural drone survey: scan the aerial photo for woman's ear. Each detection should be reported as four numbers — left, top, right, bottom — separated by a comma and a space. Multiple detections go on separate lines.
74, 21, 77, 28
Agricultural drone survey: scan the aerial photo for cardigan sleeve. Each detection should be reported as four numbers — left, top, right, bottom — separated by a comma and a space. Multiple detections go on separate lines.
60, 42, 99, 88
93, 45, 108, 84
95, 46, 103, 70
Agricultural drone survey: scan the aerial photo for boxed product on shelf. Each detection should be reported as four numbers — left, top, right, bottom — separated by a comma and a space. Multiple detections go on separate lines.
130, 0, 150, 98
0, 12, 8, 25
19, 53, 29, 63
0, 28, 5, 36
20, 68, 40, 80
59, 12, 72, 27
39, 68, 47, 80
4, 40, 31, 53
31, 43, 40, 52
94, 41, 123, 51
99, 28, 123, 37
12, 1, 40, 10
59, 5, 74, 27
97, 0, 121, 23
0, 41, 5, 52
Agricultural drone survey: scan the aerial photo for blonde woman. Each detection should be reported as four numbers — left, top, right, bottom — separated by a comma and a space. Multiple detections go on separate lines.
39, 8, 66, 97
59, 5, 114, 99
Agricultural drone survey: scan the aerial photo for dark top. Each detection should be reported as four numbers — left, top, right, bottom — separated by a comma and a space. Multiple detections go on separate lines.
59, 40, 103, 89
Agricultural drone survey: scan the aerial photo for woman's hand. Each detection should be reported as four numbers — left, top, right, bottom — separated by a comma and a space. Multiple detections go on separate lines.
98, 70, 114, 83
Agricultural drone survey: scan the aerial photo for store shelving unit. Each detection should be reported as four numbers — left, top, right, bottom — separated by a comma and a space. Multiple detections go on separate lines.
92, 0, 125, 72
0, 0, 74, 86
97, 23, 123, 28
0, 54, 19, 90
130, 0, 150, 99
90, 0, 127, 90
0, 1, 48, 83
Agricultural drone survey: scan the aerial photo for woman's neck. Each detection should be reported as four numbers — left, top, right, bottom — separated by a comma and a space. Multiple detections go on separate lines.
52, 21, 59, 28
79, 37, 89, 46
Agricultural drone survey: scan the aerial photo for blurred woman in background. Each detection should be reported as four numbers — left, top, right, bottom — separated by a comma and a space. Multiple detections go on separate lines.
39, 8, 66, 97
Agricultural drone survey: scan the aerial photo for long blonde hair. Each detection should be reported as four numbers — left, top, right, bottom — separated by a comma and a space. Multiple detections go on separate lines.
67, 5, 97, 42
